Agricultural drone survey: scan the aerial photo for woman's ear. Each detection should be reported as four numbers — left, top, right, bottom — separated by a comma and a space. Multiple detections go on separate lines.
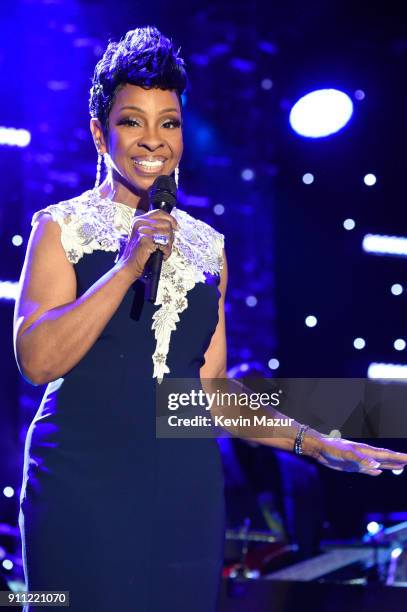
90, 118, 107, 155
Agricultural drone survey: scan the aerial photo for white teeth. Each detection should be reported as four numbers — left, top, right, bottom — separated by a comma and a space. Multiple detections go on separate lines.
134, 160, 164, 168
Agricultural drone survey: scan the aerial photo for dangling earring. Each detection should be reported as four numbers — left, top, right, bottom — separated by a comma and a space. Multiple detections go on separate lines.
174, 165, 179, 189
94, 153, 102, 189
103, 151, 111, 174
94, 139, 103, 189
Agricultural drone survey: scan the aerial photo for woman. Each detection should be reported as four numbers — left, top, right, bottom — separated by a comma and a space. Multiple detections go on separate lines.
13, 26, 407, 612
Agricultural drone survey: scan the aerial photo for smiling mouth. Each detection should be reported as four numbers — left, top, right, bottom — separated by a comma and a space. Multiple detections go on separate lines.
132, 158, 166, 173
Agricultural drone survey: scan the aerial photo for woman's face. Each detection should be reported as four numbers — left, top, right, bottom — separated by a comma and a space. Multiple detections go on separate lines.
91, 84, 183, 196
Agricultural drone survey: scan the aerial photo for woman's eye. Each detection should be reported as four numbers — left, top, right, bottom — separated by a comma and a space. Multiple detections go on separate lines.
163, 119, 181, 129
119, 118, 140, 127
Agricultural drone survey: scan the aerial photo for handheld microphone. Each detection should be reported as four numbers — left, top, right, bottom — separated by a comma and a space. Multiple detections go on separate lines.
143, 175, 178, 303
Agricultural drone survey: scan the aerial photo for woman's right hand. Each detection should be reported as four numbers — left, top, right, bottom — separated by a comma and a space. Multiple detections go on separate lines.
118, 209, 179, 281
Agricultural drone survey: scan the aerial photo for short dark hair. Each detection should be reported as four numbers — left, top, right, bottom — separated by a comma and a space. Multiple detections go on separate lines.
89, 26, 188, 131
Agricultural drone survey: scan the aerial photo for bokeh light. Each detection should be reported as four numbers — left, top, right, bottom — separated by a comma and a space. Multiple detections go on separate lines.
302, 173, 314, 185
241, 168, 255, 181
363, 173, 377, 186
261, 78, 273, 90
12, 235, 23, 247
354, 89, 366, 100
289, 89, 353, 138
391, 284, 403, 296
394, 339, 406, 351
343, 218, 356, 230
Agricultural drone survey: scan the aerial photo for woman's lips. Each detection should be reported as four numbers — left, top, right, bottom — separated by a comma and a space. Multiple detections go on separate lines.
132, 157, 166, 174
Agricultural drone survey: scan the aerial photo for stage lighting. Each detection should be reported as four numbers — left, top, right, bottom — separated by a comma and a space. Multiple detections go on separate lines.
3, 487, 14, 498
394, 339, 406, 351
241, 168, 255, 181
0, 126, 31, 147
363, 173, 377, 186
268, 358, 280, 370
391, 284, 403, 296
354, 89, 366, 101
261, 78, 273, 90
368, 363, 407, 379
0, 281, 18, 301
245, 296, 257, 307
328, 429, 342, 438
302, 173, 314, 184
213, 204, 224, 215
363, 234, 407, 257
2, 560, 13, 570
366, 521, 381, 535
11, 235, 23, 247
353, 338, 366, 350
289, 89, 353, 138
343, 218, 356, 230
305, 315, 317, 327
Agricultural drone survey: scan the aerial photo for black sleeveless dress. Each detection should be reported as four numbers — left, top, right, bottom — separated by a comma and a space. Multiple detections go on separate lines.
18, 191, 226, 611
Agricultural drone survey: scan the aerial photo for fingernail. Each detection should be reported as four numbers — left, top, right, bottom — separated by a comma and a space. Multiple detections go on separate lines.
368, 460, 381, 468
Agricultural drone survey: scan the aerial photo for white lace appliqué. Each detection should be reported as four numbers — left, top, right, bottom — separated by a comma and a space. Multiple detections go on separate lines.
31, 190, 134, 263
31, 190, 225, 382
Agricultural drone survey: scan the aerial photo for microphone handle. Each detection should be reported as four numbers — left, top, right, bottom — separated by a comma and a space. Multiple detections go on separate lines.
143, 199, 174, 304
144, 248, 164, 303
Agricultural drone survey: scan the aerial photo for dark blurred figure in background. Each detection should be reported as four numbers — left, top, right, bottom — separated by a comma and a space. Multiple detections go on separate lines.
220, 362, 325, 571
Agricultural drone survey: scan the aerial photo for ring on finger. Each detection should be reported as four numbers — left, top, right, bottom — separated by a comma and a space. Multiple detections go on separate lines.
152, 233, 169, 246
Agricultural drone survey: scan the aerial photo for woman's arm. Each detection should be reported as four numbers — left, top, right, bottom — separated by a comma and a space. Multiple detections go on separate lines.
200, 249, 228, 379
14, 215, 134, 385
200, 250, 407, 475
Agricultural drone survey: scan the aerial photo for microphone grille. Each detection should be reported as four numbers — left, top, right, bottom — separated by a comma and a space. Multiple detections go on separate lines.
149, 175, 177, 206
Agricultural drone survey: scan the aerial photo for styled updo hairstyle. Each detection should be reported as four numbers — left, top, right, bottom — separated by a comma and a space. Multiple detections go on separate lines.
89, 26, 188, 132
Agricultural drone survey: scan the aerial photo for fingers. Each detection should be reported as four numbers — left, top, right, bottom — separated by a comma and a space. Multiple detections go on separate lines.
319, 439, 395, 476
134, 224, 174, 241
355, 442, 407, 461
319, 460, 382, 476
356, 454, 382, 471
373, 449, 407, 463
129, 210, 178, 263
118, 211, 178, 281
132, 210, 179, 233
361, 469, 383, 477
137, 233, 159, 256
132, 222, 175, 256
147, 209, 179, 231
345, 448, 404, 474
131, 218, 175, 254
351, 444, 407, 470
132, 219, 175, 238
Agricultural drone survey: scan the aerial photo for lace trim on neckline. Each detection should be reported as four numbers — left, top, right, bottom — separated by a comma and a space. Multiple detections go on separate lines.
89, 189, 178, 216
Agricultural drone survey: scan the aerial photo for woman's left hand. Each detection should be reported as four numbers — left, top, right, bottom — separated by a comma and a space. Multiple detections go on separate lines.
311, 435, 407, 476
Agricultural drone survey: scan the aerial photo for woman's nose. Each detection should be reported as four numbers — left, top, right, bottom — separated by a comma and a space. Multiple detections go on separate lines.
138, 127, 164, 151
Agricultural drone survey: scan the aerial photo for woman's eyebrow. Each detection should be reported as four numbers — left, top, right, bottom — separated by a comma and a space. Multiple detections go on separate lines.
119, 105, 179, 114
